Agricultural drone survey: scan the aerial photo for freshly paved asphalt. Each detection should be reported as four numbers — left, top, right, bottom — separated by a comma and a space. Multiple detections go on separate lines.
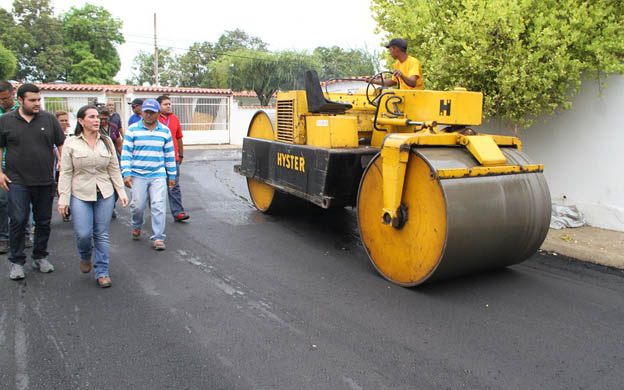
1, 149, 623, 390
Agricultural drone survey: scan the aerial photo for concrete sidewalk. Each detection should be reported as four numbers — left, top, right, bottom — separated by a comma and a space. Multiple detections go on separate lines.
541, 226, 624, 269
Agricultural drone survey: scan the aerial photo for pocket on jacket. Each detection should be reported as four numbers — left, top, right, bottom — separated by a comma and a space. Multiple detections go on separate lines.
72, 150, 89, 169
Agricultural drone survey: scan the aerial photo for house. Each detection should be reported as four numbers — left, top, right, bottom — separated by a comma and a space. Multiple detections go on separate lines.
34, 83, 232, 145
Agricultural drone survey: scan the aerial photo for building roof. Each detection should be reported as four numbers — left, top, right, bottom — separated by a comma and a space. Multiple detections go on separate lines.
320, 76, 370, 87
27, 83, 232, 95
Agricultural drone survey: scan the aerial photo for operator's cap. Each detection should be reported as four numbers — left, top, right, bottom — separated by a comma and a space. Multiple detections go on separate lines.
129, 98, 143, 107
141, 98, 160, 112
385, 38, 407, 51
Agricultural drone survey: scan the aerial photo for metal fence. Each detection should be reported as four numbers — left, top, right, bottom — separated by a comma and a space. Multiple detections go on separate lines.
42, 94, 230, 136
43, 96, 96, 118
169, 96, 229, 132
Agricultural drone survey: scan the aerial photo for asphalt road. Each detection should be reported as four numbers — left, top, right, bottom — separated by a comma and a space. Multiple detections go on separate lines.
1, 148, 623, 390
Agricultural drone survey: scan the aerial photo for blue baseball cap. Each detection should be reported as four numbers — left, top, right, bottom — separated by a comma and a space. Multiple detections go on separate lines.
142, 99, 160, 112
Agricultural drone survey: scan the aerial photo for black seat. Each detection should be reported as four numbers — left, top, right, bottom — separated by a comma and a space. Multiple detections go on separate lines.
305, 70, 352, 114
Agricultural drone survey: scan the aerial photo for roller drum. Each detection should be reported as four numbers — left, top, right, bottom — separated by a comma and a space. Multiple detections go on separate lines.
357, 147, 551, 286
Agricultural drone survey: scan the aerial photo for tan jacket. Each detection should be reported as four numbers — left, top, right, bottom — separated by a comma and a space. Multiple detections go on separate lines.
58, 134, 126, 206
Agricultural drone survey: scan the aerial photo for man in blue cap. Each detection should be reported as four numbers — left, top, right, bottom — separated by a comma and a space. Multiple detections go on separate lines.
120, 99, 176, 251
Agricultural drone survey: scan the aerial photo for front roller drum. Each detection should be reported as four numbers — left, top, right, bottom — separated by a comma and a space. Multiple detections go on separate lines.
357, 148, 551, 286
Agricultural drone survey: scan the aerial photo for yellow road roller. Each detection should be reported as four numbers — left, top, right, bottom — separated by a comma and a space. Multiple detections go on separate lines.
235, 70, 551, 286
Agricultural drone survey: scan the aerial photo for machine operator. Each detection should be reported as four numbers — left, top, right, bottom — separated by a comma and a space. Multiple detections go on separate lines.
370, 38, 424, 90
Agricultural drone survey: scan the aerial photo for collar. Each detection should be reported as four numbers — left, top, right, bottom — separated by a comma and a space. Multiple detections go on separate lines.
0, 101, 19, 114
138, 119, 164, 131
77, 131, 102, 141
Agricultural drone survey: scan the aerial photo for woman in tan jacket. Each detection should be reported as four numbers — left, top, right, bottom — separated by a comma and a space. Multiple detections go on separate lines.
57, 105, 128, 288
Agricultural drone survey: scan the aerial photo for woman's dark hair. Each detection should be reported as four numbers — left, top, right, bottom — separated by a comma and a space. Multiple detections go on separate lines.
74, 105, 99, 136
75, 104, 113, 154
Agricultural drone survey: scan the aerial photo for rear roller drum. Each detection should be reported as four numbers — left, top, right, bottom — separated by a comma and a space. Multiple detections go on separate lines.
246, 111, 297, 213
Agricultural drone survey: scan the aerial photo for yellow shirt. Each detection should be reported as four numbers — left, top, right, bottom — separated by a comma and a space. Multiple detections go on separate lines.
58, 134, 126, 206
393, 56, 424, 90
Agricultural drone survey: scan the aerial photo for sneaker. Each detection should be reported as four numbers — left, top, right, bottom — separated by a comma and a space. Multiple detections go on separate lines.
111, 210, 117, 219
79, 260, 92, 273
132, 229, 141, 240
63, 215, 71, 222
97, 276, 112, 288
153, 240, 166, 251
9, 263, 25, 280
24, 237, 33, 248
32, 258, 54, 273
174, 213, 190, 222
0, 241, 8, 254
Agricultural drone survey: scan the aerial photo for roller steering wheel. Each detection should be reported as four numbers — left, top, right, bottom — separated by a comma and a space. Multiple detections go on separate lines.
366, 71, 395, 107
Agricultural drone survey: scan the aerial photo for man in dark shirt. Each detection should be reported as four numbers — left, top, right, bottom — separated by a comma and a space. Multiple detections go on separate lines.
106, 101, 123, 137
0, 83, 65, 280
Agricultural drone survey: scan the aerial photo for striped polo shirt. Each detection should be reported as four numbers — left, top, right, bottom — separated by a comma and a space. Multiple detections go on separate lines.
120, 120, 176, 179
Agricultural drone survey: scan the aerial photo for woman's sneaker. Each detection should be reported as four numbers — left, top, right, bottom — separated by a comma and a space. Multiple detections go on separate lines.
32, 258, 54, 273
9, 263, 25, 280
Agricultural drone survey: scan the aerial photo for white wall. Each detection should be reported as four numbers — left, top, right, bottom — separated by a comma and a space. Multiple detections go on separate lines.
479, 74, 624, 232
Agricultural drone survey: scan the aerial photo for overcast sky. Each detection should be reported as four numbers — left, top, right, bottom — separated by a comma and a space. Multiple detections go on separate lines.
0, 0, 387, 83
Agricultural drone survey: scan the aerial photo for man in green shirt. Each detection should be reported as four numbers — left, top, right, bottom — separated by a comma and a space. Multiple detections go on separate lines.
0, 80, 18, 254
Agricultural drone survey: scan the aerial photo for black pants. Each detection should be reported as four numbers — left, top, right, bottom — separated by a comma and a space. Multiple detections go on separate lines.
8, 183, 54, 264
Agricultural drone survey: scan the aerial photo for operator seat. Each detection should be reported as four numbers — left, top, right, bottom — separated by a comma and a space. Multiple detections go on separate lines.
305, 70, 352, 114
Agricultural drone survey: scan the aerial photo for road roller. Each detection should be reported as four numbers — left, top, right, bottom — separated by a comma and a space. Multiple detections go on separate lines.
235, 70, 551, 286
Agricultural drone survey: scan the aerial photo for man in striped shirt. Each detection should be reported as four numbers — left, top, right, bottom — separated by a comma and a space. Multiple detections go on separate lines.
121, 99, 176, 251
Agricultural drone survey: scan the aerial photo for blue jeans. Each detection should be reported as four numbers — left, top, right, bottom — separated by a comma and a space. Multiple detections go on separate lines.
130, 177, 167, 242
71, 193, 114, 278
7, 183, 54, 264
168, 162, 185, 218
0, 187, 7, 242
1, 188, 35, 243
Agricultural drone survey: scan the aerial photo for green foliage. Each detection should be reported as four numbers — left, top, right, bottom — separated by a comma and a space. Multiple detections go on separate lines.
129, 27, 379, 105
209, 49, 319, 105
371, 0, 624, 127
216, 29, 268, 54
2, 0, 69, 82
60, 4, 125, 84
127, 49, 179, 86
129, 29, 271, 88
176, 42, 217, 87
312, 46, 380, 80
0, 0, 124, 83
0, 43, 17, 79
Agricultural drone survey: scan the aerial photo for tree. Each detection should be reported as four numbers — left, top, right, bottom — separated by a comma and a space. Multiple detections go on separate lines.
216, 29, 268, 54
371, 0, 624, 128
60, 4, 125, 84
176, 42, 218, 87
209, 49, 319, 105
1, 0, 69, 82
0, 43, 17, 79
127, 48, 179, 86
312, 46, 380, 81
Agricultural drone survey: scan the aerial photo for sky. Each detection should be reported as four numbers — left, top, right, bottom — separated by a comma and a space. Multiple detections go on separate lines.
0, 0, 388, 83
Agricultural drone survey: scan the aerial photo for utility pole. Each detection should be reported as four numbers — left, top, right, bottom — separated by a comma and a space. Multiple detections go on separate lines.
154, 12, 159, 86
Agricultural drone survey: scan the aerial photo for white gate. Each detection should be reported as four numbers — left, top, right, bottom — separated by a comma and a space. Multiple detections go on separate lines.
43, 95, 99, 134
170, 95, 230, 144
